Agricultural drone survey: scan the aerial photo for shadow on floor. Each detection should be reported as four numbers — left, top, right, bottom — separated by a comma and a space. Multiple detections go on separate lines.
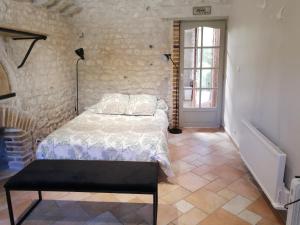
17, 200, 153, 225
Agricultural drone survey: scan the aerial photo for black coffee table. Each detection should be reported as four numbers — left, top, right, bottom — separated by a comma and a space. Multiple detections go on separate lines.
4, 160, 158, 225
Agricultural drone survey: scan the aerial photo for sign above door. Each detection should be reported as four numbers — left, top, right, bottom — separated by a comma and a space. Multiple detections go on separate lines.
193, 6, 212, 16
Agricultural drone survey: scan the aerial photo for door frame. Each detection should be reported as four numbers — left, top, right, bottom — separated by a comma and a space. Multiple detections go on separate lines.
179, 19, 227, 128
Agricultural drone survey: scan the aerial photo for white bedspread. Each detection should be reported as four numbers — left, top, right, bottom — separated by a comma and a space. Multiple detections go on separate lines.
36, 109, 173, 176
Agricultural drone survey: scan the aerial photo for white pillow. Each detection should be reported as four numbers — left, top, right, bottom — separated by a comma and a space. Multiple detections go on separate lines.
126, 94, 157, 116
97, 93, 129, 115
157, 99, 168, 112
85, 104, 97, 113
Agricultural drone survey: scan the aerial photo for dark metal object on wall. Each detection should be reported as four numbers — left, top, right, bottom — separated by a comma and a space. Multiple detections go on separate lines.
0, 63, 15, 100
75, 48, 84, 60
75, 48, 85, 115
0, 27, 47, 69
0, 93, 16, 101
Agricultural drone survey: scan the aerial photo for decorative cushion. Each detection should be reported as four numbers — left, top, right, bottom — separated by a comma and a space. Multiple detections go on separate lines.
97, 93, 129, 115
126, 94, 157, 116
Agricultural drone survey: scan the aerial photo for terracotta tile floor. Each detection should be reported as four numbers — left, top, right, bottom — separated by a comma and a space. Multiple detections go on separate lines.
0, 129, 285, 225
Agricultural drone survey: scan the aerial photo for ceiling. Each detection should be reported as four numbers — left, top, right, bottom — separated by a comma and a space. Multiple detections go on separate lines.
13, 0, 82, 17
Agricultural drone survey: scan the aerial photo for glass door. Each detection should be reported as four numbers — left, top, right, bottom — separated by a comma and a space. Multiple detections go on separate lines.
179, 21, 226, 127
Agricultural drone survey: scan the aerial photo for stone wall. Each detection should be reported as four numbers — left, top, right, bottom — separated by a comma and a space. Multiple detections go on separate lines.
0, 0, 232, 141
71, 0, 232, 125
0, 0, 76, 139
71, 0, 172, 115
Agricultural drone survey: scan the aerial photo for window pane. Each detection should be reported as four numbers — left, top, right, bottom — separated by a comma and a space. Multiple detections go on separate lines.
201, 69, 218, 88
202, 48, 220, 68
197, 27, 202, 47
183, 70, 194, 88
184, 49, 195, 68
183, 70, 200, 89
201, 89, 217, 108
184, 29, 195, 47
203, 27, 221, 47
196, 49, 202, 68
195, 70, 201, 88
184, 88, 200, 108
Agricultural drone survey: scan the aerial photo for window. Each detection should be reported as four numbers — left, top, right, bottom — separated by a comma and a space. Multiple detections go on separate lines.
183, 26, 221, 109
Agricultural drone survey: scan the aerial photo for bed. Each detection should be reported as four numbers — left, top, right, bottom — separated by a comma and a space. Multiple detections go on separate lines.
36, 94, 173, 177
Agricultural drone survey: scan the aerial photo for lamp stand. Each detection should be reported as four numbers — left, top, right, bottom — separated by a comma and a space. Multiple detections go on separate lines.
168, 127, 182, 134
76, 58, 81, 115
165, 54, 182, 134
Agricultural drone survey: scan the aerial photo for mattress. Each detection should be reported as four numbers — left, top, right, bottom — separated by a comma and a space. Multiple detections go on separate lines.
36, 109, 173, 176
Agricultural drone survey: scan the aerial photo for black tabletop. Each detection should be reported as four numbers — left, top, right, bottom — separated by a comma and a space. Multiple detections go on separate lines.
5, 160, 158, 194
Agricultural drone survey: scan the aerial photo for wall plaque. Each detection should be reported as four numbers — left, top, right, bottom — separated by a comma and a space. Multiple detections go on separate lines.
193, 6, 212, 15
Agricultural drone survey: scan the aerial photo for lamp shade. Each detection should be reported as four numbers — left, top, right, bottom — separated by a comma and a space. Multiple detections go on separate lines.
75, 48, 84, 60
163, 53, 171, 61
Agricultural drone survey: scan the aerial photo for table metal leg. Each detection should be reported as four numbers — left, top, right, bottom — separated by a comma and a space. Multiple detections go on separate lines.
38, 191, 42, 200
5, 189, 42, 225
6, 189, 15, 225
153, 191, 158, 225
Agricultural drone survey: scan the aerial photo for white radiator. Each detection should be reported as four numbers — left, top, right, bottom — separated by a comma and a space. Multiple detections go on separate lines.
240, 120, 288, 209
287, 178, 300, 225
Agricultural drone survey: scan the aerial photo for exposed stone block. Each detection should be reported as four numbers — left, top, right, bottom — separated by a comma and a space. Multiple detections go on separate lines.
0, 107, 35, 170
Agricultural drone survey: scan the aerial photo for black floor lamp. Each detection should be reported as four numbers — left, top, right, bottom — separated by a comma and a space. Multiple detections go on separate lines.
75, 48, 85, 115
163, 53, 182, 134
